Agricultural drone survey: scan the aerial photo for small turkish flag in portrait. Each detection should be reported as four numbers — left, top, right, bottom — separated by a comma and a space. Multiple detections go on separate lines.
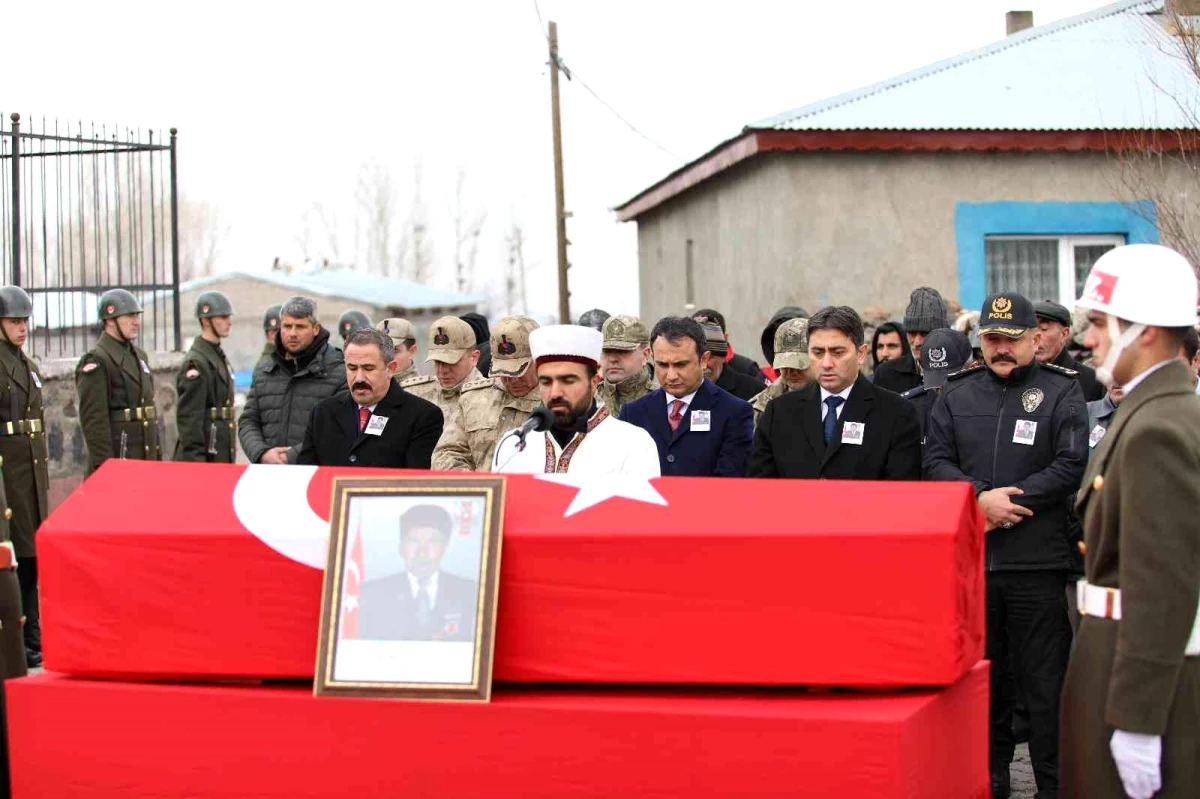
341, 520, 365, 640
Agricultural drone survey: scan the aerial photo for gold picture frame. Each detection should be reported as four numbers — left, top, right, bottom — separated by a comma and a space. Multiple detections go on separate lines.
314, 476, 506, 701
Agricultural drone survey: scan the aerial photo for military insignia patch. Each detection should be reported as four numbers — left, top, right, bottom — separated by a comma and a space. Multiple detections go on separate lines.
433, 327, 450, 346
185, 368, 201, 379
1021, 387, 1045, 413
497, 335, 516, 356
81, 362, 99, 373
445, 621, 459, 636
201, 304, 210, 314
105, 304, 115, 315
992, 296, 1013, 315
608, 319, 626, 338
382, 320, 390, 333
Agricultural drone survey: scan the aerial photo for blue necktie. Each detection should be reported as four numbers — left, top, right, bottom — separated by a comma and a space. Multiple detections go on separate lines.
823, 395, 845, 446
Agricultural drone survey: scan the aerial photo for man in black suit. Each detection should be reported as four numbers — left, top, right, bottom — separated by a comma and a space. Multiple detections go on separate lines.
357, 504, 478, 642
748, 306, 922, 480
297, 328, 443, 467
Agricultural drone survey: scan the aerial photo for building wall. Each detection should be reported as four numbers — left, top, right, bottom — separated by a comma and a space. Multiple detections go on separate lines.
635, 149, 1180, 364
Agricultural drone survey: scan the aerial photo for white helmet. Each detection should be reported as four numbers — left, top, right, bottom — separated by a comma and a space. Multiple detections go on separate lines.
1075, 244, 1199, 386
1076, 244, 1197, 327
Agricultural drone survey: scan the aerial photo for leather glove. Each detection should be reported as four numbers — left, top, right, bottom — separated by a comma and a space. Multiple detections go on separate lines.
1109, 729, 1161, 799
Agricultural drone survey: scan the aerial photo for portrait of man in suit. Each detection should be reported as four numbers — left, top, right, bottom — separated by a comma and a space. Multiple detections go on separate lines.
356, 503, 480, 644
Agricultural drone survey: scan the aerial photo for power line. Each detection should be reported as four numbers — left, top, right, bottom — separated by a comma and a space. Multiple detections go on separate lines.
531, 0, 684, 163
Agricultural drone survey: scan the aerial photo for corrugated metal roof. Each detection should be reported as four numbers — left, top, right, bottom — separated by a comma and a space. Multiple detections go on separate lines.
751, 0, 1193, 132
181, 269, 483, 311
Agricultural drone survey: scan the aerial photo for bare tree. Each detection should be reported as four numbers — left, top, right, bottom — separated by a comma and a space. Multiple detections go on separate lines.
504, 221, 529, 316
408, 163, 435, 284
176, 195, 228, 282
450, 171, 487, 294
354, 162, 410, 277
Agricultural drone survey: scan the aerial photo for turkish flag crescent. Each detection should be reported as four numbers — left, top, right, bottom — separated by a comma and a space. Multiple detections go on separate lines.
341, 520, 364, 640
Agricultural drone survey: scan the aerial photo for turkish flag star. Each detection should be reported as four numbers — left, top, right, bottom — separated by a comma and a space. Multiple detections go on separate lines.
535, 473, 668, 517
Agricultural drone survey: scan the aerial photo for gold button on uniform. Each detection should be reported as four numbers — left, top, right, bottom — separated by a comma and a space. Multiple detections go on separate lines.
1093, 475, 1104, 491
1077, 541, 1087, 555
3, 509, 12, 520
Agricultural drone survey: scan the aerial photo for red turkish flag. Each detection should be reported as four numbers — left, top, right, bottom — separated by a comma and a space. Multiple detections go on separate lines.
341, 520, 364, 640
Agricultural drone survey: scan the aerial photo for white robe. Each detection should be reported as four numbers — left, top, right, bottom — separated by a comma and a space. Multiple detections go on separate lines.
492, 413, 661, 478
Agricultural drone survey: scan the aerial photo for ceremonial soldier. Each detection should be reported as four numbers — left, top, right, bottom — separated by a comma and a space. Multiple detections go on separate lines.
1061, 245, 1200, 799
596, 314, 656, 417
75, 289, 161, 476
0, 287, 48, 668
175, 291, 237, 463
401, 316, 483, 421
750, 317, 812, 427
0, 457, 28, 794
376, 317, 419, 382
432, 316, 541, 471
261, 303, 282, 360
337, 309, 372, 346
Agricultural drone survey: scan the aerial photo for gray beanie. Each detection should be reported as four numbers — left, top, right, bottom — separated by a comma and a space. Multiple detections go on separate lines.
903, 287, 950, 334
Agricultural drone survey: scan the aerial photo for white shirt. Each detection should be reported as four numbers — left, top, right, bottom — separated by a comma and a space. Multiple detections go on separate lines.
492, 414, 662, 478
406, 571, 438, 607
1121, 359, 1176, 397
665, 390, 698, 422
819, 383, 854, 421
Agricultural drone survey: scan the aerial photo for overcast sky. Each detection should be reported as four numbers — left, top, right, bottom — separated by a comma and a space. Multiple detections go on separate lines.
6, 0, 1104, 321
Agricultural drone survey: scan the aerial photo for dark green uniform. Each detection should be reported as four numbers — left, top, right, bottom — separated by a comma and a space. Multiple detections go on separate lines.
174, 337, 237, 462
75, 334, 161, 475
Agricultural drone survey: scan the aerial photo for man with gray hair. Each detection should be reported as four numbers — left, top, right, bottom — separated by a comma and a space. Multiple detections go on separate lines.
240, 295, 346, 464
298, 328, 442, 467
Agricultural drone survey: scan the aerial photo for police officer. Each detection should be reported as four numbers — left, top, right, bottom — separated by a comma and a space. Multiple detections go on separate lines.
750, 317, 812, 428
0, 287, 48, 668
596, 314, 656, 417
76, 288, 161, 475
261, 303, 282, 362
337, 309, 372, 347
924, 292, 1087, 799
376, 317, 419, 382
401, 316, 483, 420
900, 327, 972, 443
175, 291, 237, 463
1061, 245, 1200, 799
431, 316, 541, 471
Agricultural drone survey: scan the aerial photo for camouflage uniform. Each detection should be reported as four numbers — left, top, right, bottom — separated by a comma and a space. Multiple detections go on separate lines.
750, 317, 811, 428
432, 317, 540, 471
402, 316, 482, 422
377, 317, 420, 384
596, 315, 656, 417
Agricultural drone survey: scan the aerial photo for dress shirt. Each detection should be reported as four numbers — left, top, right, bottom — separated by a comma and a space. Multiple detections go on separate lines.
819, 383, 854, 421
406, 571, 439, 607
1121, 359, 1174, 397
665, 390, 698, 422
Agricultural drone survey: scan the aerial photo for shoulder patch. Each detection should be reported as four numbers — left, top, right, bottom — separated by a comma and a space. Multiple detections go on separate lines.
946, 363, 985, 382
184, 368, 201, 379
81, 362, 99, 374
1042, 362, 1079, 377
400, 374, 434, 387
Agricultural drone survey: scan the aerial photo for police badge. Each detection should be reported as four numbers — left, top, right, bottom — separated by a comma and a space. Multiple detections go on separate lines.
1021, 387, 1045, 413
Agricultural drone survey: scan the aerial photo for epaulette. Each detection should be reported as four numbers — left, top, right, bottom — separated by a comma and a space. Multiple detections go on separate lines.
900, 384, 928, 399
946, 363, 985, 382
460, 377, 497, 393
1041, 362, 1079, 377
400, 374, 435, 387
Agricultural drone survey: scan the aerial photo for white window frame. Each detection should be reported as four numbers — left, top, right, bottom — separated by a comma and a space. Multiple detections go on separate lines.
985, 234, 1125, 306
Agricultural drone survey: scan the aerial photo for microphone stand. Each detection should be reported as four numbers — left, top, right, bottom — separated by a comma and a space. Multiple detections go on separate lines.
492, 427, 530, 473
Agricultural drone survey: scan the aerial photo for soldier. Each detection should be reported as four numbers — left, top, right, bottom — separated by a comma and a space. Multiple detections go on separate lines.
75, 288, 161, 476
0, 457, 29, 791
175, 291, 237, 463
0, 286, 48, 668
337, 309, 372, 347
262, 303, 282, 359
577, 308, 610, 332
596, 314, 656, 417
376, 317, 420, 382
750, 317, 812, 428
431, 316, 540, 471
401, 316, 483, 421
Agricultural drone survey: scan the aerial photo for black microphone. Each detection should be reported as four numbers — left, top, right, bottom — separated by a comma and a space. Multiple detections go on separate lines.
514, 406, 554, 442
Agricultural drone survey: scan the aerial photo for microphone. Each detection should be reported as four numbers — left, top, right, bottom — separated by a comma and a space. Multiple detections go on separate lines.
514, 406, 554, 443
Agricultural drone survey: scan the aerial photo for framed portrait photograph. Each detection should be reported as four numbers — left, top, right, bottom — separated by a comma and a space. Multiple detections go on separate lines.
315, 476, 506, 701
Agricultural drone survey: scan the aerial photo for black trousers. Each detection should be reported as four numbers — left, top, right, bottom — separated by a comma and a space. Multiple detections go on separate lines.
986, 570, 1072, 796
16, 557, 37, 652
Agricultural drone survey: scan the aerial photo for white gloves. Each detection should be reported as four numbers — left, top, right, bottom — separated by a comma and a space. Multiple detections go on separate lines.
1109, 730, 1162, 799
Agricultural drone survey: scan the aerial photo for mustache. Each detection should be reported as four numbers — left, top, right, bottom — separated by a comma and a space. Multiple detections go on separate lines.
989, 354, 1017, 364
352, 381, 372, 391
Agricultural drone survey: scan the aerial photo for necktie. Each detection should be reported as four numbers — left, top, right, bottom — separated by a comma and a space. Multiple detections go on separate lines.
668, 399, 685, 432
358, 406, 370, 433
416, 583, 432, 627
823, 395, 845, 446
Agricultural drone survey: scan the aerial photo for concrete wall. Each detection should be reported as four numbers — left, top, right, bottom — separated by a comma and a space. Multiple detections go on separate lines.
634, 150, 1184, 363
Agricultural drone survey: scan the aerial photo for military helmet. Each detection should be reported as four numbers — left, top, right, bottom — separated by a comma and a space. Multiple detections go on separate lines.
263, 303, 283, 333
338, 309, 372, 341
0, 286, 33, 319
98, 288, 143, 320
195, 290, 234, 319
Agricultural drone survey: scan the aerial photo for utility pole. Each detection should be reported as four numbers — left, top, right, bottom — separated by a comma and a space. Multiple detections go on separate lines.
548, 21, 571, 323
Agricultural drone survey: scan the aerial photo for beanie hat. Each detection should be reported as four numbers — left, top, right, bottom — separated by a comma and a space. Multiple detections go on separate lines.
903, 287, 949, 334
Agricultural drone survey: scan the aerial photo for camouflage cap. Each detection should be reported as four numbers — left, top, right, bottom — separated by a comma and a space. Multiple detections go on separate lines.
490, 316, 540, 377
773, 318, 812, 371
601, 314, 649, 352
376, 317, 416, 345
426, 315, 477, 364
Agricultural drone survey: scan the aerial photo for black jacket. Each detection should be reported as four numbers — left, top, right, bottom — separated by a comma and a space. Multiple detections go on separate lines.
1052, 347, 1104, 402
727, 351, 765, 385
748, 375, 922, 480
870, 321, 912, 370
297, 380, 443, 468
872, 353, 923, 395
924, 361, 1087, 572
715, 363, 764, 401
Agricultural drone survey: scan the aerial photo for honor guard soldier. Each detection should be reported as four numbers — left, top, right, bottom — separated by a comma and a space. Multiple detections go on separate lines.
924, 292, 1087, 799
0, 286, 48, 668
596, 314, 656, 417
376, 317, 420, 382
401, 316, 483, 420
260, 304, 282, 364
1061, 245, 1200, 799
337, 309, 372, 347
0, 455, 29, 792
75, 288, 161, 475
175, 291, 237, 463
431, 316, 541, 471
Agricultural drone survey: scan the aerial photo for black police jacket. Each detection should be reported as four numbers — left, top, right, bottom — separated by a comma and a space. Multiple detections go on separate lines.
924, 361, 1087, 572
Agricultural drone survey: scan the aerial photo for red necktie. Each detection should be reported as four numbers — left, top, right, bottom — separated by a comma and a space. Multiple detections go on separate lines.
668, 399, 685, 432
358, 406, 370, 433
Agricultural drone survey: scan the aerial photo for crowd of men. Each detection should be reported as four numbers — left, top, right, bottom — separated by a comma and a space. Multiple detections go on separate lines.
0, 241, 1194, 797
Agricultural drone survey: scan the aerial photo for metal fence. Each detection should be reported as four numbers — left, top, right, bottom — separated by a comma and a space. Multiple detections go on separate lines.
0, 113, 180, 359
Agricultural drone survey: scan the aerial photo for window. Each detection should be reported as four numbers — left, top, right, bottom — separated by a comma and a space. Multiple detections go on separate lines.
985, 235, 1123, 306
